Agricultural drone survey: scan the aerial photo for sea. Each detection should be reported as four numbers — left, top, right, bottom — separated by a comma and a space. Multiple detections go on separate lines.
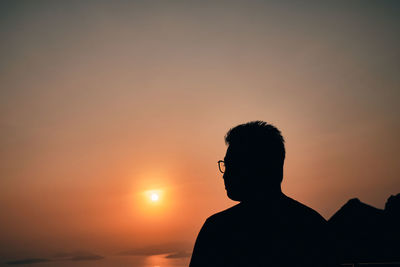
2, 254, 190, 267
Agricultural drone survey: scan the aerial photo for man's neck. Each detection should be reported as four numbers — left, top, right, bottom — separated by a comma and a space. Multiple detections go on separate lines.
241, 189, 285, 205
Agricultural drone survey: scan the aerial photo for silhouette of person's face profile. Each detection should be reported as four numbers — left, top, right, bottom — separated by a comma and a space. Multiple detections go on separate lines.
222, 144, 266, 201
222, 121, 285, 202
223, 144, 248, 201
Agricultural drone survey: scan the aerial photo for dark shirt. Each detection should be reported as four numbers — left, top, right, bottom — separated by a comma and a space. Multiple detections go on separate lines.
190, 194, 335, 267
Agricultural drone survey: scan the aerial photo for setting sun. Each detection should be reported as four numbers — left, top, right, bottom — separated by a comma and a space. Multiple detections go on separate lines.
150, 193, 159, 202
143, 189, 164, 206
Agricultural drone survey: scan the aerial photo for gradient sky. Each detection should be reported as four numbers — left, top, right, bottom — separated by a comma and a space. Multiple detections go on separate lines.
1, 0, 400, 261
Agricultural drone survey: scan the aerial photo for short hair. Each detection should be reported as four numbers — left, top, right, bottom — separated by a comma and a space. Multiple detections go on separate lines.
224, 121, 285, 182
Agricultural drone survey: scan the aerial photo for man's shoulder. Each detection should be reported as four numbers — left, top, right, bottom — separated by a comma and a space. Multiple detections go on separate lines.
283, 195, 327, 224
205, 203, 243, 225
202, 196, 327, 228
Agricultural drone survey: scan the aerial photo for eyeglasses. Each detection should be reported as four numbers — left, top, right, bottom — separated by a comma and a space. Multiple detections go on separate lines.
218, 160, 225, 173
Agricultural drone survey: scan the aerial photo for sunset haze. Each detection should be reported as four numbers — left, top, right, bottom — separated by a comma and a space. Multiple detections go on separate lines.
1, 1, 399, 265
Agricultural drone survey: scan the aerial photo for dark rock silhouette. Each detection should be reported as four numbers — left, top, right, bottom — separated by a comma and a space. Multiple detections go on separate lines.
385, 193, 400, 221
328, 194, 400, 264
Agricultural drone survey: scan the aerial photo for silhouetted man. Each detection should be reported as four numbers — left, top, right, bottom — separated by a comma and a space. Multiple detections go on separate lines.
190, 121, 335, 267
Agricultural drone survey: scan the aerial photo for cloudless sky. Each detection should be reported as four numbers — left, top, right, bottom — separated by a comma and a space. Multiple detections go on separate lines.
1, 0, 399, 261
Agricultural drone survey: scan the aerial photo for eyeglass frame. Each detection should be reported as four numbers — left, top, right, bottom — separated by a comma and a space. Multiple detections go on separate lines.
218, 160, 225, 173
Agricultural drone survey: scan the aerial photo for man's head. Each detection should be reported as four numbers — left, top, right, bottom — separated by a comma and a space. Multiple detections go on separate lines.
222, 121, 285, 201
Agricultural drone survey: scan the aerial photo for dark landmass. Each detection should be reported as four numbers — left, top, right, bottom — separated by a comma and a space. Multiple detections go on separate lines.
165, 251, 192, 258
6, 258, 50, 265
68, 253, 104, 261
53, 251, 104, 261
119, 242, 192, 256
328, 193, 400, 264
5, 251, 104, 265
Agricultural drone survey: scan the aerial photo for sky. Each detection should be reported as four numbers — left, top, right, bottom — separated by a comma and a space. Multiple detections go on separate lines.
1, 0, 400, 263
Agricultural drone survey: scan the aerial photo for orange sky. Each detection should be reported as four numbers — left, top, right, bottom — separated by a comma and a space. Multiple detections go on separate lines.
1, 1, 400, 261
